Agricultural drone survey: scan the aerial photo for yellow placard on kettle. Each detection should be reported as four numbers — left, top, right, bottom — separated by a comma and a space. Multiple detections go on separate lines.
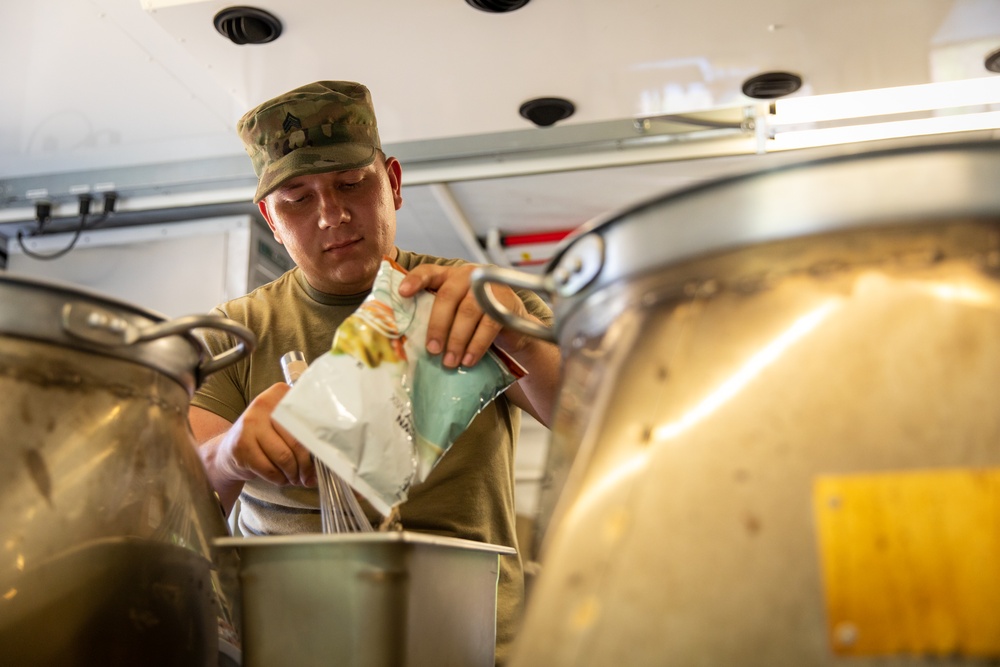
813, 468, 1000, 657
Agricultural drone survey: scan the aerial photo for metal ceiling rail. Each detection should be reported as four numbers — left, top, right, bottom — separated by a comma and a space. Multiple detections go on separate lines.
0, 106, 758, 229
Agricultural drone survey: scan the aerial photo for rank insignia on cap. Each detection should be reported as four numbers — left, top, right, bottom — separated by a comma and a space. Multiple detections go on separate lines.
282, 113, 302, 133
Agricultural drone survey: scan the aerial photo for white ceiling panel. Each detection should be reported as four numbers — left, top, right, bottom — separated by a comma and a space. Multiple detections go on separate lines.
1, 0, 998, 261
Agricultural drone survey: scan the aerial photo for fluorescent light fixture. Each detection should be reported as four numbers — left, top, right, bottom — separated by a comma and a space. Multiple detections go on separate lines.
769, 110, 1000, 150
771, 76, 1000, 125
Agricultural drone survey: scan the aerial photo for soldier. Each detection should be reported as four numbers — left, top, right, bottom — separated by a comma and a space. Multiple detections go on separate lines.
188, 80, 561, 664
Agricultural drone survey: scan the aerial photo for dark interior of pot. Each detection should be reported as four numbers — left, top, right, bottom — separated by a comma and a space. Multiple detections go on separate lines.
0, 537, 218, 666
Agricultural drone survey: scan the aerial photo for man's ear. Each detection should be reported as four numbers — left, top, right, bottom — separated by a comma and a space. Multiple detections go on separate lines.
258, 200, 283, 244
384, 156, 404, 211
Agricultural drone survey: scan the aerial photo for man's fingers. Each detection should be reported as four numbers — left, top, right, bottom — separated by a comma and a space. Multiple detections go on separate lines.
273, 419, 317, 486
230, 437, 289, 486
223, 381, 316, 487
450, 296, 503, 367
432, 287, 479, 366
397, 263, 524, 368
404, 264, 493, 367
259, 433, 303, 486
397, 263, 446, 295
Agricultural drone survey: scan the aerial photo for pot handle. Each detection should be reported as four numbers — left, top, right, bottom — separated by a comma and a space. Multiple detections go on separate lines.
136, 315, 258, 379
62, 303, 256, 378
471, 266, 557, 343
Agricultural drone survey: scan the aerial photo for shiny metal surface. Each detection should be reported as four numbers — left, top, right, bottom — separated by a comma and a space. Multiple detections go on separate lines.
472, 234, 605, 342
215, 532, 514, 667
0, 277, 255, 665
495, 141, 1000, 343
472, 265, 558, 342
512, 221, 1000, 665
490, 142, 1000, 665
0, 273, 254, 392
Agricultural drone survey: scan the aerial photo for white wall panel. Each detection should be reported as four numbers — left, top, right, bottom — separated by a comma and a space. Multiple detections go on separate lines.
7, 216, 252, 318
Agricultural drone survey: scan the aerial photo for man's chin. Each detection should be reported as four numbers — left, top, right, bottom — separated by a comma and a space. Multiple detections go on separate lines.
323, 259, 381, 293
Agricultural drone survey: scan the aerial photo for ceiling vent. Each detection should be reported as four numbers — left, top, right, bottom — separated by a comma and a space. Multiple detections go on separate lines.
741, 71, 803, 99
986, 47, 1000, 73
519, 97, 575, 127
466, 0, 531, 12
214, 6, 283, 45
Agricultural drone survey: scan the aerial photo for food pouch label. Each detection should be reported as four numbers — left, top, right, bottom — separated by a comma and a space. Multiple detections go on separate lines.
273, 257, 524, 515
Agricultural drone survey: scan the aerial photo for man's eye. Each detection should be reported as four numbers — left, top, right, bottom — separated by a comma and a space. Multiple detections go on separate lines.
341, 180, 362, 190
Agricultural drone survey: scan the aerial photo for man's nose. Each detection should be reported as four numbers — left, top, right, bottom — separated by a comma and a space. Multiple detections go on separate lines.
317, 192, 348, 229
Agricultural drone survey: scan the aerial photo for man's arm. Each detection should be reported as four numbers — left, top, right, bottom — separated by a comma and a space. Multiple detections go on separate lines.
492, 314, 561, 427
189, 406, 244, 515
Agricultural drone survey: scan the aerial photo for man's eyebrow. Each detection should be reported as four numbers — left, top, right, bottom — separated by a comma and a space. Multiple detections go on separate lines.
276, 181, 306, 193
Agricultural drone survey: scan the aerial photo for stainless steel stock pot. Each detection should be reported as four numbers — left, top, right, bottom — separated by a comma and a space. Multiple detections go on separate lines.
0, 274, 255, 666
215, 532, 515, 667
473, 141, 1000, 666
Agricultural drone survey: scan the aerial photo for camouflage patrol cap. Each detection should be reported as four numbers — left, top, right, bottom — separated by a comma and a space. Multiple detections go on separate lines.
237, 81, 381, 203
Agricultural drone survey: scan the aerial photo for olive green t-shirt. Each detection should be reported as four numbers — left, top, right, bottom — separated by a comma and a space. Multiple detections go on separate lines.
190, 248, 552, 663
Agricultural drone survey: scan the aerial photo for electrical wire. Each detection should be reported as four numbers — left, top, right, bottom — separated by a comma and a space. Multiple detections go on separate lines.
17, 214, 88, 261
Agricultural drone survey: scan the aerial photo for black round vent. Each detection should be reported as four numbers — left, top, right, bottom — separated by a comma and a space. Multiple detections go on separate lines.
519, 97, 575, 127
466, 0, 531, 13
214, 6, 282, 45
741, 71, 803, 99
986, 47, 1000, 73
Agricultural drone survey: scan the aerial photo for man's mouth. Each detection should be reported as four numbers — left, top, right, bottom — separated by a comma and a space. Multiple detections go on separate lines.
324, 238, 361, 252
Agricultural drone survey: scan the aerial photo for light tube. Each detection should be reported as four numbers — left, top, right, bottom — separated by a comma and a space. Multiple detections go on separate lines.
769, 110, 1000, 151
771, 77, 1000, 125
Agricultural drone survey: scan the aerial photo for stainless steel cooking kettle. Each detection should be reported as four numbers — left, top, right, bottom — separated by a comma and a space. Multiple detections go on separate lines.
473, 141, 1000, 666
0, 274, 255, 666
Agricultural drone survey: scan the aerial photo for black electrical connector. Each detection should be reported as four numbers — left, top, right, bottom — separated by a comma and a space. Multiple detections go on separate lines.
83, 191, 117, 230
34, 200, 52, 232
16, 192, 115, 261
100, 191, 117, 216
78, 194, 93, 217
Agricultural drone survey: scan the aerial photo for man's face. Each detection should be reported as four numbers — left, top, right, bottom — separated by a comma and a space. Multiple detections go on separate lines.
259, 156, 403, 295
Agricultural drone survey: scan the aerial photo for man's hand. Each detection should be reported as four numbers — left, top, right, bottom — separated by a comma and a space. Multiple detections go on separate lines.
398, 263, 532, 368
217, 383, 316, 487
189, 383, 316, 513
397, 262, 561, 427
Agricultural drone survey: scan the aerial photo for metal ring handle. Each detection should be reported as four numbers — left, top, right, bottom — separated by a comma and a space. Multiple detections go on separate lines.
471, 265, 557, 343
135, 314, 257, 379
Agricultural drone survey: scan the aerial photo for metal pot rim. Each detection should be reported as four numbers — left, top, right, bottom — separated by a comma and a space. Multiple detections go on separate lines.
473, 140, 1000, 343
549, 140, 1000, 278
0, 272, 255, 392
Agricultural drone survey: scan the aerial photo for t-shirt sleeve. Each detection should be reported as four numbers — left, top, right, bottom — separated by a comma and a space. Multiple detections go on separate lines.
189, 307, 250, 424
515, 286, 553, 327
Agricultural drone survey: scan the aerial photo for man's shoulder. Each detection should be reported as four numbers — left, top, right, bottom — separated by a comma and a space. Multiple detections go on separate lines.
213, 269, 301, 320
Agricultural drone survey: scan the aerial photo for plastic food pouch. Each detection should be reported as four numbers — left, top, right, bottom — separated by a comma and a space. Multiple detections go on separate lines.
272, 257, 525, 516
